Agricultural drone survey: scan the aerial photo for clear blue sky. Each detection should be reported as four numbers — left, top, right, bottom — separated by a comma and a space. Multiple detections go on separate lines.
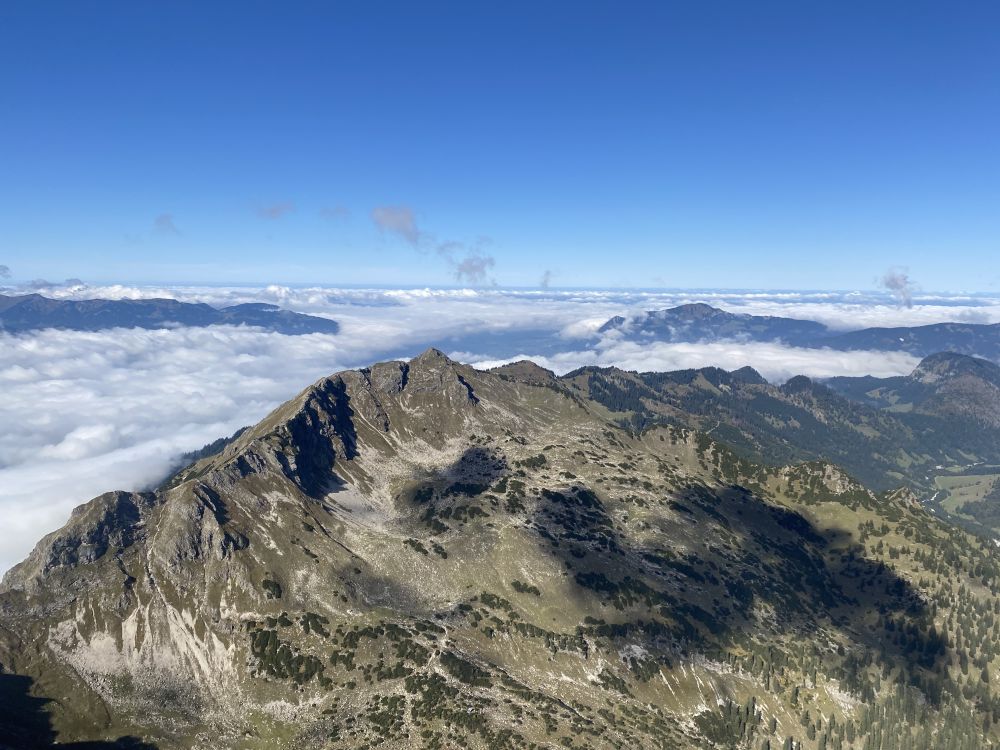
2, 2, 998, 290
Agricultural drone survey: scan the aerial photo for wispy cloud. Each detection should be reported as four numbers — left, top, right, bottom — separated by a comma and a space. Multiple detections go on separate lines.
153, 213, 181, 236
452, 252, 496, 284
371, 205, 421, 244
879, 267, 918, 308
370, 204, 496, 285
256, 202, 295, 220
320, 205, 350, 221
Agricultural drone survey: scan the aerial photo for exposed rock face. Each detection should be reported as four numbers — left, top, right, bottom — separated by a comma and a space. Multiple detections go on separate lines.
2, 349, 999, 749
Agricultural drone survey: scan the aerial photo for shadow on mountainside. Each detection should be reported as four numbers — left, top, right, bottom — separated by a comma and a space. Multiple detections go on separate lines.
0, 673, 158, 749
523, 477, 951, 705
396, 445, 510, 513
265, 375, 360, 500
386, 444, 952, 706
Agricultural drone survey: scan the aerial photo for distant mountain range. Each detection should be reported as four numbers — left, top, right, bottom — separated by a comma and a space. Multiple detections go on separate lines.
600, 302, 1000, 359
826, 350, 1000, 427
565, 351, 1000, 497
0, 293, 340, 335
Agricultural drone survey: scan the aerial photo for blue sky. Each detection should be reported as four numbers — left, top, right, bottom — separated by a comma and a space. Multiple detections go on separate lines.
2, 2, 999, 290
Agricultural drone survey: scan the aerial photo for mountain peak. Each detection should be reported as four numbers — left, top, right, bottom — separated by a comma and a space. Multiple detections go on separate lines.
912, 351, 1000, 385
597, 303, 830, 346
490, 359, 558, 385
662, 302, 726, 319
782, 374, 814, 392
731, 365, 769, 385
412, 346, 452, 364
641, 303, 733, 324
594, 306, 1000, 361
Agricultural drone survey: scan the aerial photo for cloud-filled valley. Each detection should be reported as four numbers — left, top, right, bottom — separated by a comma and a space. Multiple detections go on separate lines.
460, 340, 923, 382
1, 283, 999, 573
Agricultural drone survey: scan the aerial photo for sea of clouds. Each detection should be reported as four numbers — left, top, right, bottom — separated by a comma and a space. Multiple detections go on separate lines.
1, 282, 999, 573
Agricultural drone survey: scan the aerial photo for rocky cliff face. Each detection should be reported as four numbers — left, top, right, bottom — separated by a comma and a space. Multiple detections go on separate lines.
2, 350, 999, 749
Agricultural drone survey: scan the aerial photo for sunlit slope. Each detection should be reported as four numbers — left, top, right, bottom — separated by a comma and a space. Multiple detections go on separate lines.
1, 350, 998, 749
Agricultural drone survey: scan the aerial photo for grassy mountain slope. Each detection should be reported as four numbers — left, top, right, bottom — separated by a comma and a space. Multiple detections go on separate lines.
564, 354, 1000, 496
1, 350, 999, 749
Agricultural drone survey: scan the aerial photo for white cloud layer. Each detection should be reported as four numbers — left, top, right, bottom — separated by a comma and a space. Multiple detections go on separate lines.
12, 281, 1000, 331
0, 327, 359, 574
462, 341, 922, 382
0, 284, 997, 574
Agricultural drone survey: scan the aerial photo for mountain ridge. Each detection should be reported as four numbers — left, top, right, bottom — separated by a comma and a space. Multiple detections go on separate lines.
0, 293, 340, 335
599, 303, 1000, 360
2, 349, 1000, 749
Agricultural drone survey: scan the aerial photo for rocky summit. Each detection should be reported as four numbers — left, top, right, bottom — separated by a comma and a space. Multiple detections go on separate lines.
2, 349, 1000, 749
